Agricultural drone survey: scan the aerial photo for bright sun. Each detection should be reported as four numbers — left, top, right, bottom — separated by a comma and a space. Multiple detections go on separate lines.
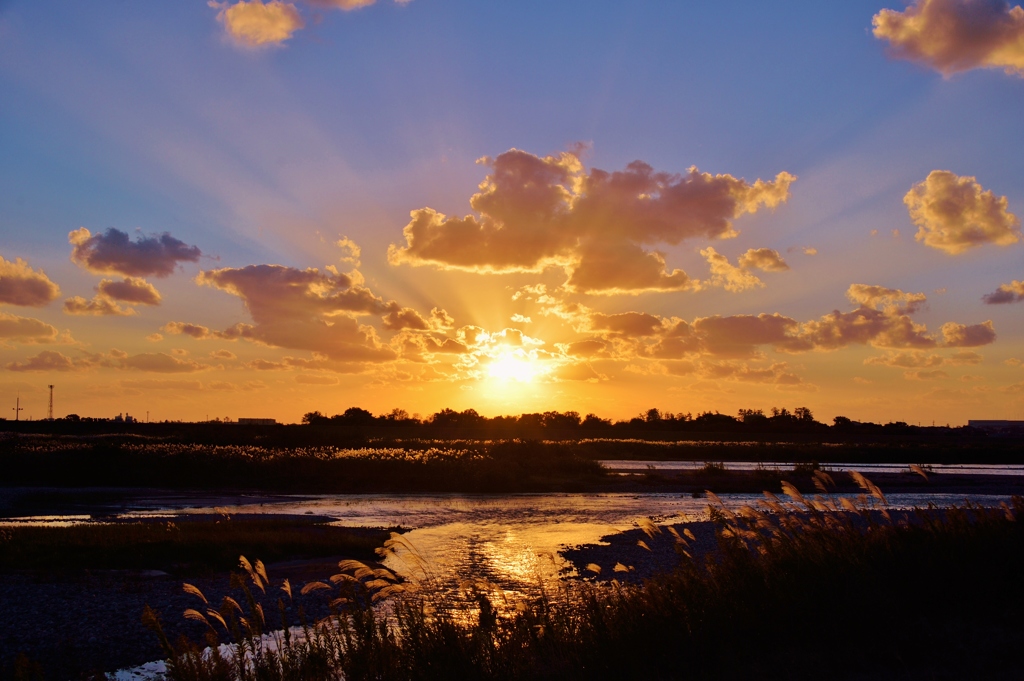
487, 351, 545, 382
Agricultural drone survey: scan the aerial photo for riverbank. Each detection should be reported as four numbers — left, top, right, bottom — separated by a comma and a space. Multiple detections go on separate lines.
0, 518, 392, 680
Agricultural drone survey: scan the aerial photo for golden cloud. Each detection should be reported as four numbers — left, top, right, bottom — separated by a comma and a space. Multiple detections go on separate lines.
701, 247, 765, 292
212, 0, 304, 47
873, 0, 1024, 76
69, 227, 202, 277
388, 148, 795, 295
983, 279, 1024, 303
904, 171, 1020, 254
738, 248, 789, 272
0, 256, 61, 307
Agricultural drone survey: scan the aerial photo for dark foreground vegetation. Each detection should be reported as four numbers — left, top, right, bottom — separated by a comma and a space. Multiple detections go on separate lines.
147, 492, 1024, 681
4, 403, 1022, 452
3, 434, 1024, 502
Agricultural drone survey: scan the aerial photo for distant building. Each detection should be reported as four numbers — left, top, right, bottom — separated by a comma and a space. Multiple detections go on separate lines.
968, 420, 1024, 434
237, 418, 277, 426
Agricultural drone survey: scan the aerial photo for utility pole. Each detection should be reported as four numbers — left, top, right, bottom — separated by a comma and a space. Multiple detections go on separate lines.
13, 395, 23, 421
48, 385, 54, 421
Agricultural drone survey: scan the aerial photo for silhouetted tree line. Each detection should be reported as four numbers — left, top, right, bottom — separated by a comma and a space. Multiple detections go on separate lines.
300, 405, 939, 437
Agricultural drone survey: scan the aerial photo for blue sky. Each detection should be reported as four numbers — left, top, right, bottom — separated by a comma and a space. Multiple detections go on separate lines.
1, 0, 1022, 423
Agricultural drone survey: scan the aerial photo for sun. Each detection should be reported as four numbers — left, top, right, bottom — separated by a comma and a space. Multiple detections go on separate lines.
486, 350, 546, 383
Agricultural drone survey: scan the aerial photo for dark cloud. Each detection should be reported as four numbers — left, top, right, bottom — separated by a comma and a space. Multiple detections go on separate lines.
69, 227, 202, 277
983, 279, 1024, 303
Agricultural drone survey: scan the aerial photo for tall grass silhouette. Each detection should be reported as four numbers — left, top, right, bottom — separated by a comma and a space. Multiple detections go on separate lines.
145, 473, 1024, 680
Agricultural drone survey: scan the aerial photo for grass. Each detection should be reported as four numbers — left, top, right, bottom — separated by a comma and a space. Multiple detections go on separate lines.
0, 439, 606, 493
0, 517, 391, 575
146, 477, 1024, 680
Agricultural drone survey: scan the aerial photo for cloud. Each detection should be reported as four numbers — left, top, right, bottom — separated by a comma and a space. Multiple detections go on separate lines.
941, 320, 997, 346
163, 322, 218, 339
120, 379, 203, 391
738, 248, 790, 272
865, 349, 983, 368
68, 228, 202, 277
382, 303, 430, 331
0, 256, 60, 307
307, 0, 406, 9
846, 284, 927, 314
983, 279, 1024, 303
0, 312, 61, 344
193, 263, 396, 361
389, 148, 795, 295
588, 284, 993, 361
335, 237, 362, 266
904, 171, 1020, 254
588, 311, 665, 338
905, 369, 950, 380
120, 352, 208, 373
701, 247, 765, 292
5, 350, 81, 372
873, 0, 1024, 77
210, 349, 237, 359
63, 296, 135, 316
97, 277, 162, 305
295, 374, 340, 385
212, 1, 304, 47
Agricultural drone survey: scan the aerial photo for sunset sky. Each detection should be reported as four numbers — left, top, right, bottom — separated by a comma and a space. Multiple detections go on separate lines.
1, 0, 1023, 424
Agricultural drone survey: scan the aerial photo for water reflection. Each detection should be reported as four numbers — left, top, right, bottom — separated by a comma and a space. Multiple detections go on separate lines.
117, 490, 1013, 605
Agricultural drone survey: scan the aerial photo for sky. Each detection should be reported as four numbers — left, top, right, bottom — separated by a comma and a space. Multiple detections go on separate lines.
1, 0, 1023, 425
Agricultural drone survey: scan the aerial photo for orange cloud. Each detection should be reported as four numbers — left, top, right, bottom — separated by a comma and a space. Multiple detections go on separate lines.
738, 248, 789, 272
0, 312, 61, 344
873, 0, 1024, 76
389, 148, 795, 295
983, 279, 1024, 303
904, 171, 1020, 254
701, 247, 765, 292
69, 228, 202, 277
865, 349, 983, 368
63, 296, 136, 317
212, 1, 304, 47
0, 256, 60, 307
941, 320, 996, 346
97, 277, 162, 305
382, 303, 430, 331
119, 352, 209, 373
583, 284, 993, 362
5, 350, 80, 372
